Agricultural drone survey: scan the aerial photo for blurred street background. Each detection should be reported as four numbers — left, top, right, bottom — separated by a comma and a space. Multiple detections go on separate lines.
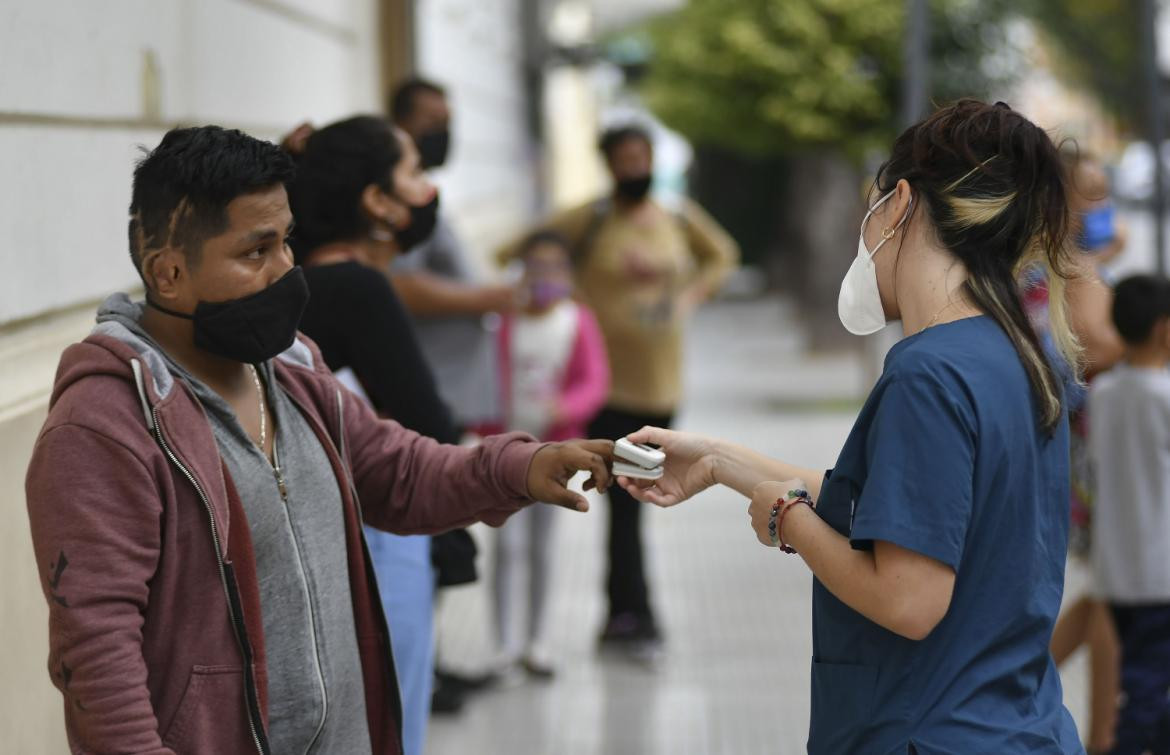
0, 0, 1161, 752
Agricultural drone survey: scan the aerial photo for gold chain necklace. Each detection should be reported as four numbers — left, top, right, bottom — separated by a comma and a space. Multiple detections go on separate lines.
247, 364, 267, 451
920, 292, 970, 335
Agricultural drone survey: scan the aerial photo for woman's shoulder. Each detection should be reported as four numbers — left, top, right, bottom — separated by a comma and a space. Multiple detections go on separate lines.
882, 318, 1011, 393
885, 326, 968, 376
884, 316, 1036, 424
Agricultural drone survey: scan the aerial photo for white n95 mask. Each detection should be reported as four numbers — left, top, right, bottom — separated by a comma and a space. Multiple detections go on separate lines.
837, 189, 914, 336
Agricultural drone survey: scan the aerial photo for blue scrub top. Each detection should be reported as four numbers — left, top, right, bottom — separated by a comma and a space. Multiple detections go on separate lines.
809, 316, 1083, 754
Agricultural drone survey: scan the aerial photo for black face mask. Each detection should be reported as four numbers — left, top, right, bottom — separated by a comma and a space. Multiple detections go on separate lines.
615, 175, 652, 202
416, 128, 451, 169
147, 266, 311, 364
394, 194, 441, 252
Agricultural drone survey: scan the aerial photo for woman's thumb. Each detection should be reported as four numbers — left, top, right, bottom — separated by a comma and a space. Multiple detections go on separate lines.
626, 425, 661, 445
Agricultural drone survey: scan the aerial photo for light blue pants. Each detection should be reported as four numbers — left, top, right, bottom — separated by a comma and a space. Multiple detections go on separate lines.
363, 527, 434, 755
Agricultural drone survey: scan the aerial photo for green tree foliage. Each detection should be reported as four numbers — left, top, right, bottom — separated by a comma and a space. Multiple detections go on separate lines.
639, 0, 904, 157
636, 0, 1051, 158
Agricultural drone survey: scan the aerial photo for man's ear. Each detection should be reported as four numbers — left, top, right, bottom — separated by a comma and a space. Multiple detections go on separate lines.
141, 247, 186, 302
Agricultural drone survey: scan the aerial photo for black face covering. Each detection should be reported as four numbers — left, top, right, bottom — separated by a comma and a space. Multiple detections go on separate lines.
615, 175, 652, 202
147, 266, 311, 363
394, 194, 441, 252
416, 128, 451, 170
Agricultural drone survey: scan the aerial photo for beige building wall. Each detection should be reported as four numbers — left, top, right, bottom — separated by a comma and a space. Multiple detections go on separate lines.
0, 1, 383, 750
544, 65, 608, 210
1, 0, 554, 748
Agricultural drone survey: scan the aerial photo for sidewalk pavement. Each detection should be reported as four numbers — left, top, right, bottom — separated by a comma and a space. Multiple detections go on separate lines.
426, 298, 1090, 754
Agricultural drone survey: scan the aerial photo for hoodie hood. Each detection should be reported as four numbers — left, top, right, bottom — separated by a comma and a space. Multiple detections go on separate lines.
94, 293, 177, 400
48, 293, 319, 416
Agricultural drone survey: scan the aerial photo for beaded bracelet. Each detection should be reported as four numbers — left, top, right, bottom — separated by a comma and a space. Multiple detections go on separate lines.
768, 488, 814, 554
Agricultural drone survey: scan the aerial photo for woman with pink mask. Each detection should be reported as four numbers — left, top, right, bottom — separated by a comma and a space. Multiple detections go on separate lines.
486, 230, 610, 678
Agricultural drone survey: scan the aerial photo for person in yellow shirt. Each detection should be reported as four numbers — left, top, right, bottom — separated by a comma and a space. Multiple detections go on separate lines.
501, 125, 739, 655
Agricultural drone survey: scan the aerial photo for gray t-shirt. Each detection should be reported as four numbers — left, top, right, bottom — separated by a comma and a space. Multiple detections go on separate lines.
1088, 362, 1170, 603
392, 214, 499, 425
161, 359, 372, 754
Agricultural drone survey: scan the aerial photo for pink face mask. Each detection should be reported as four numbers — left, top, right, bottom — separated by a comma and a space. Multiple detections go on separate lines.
529, 280, 571, 308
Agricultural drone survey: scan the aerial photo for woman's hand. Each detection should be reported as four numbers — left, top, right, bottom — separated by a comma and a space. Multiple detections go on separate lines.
616, 426, 720, 507
748, 480, 807, 546
280, 122, 315, 156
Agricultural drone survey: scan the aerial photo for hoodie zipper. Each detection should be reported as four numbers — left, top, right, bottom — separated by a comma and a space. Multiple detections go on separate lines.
271, 437, 289, 503
133, 361, 267, 755
150, 406, 268, 755
262, 379, 329, 753
267, 434, 330, 754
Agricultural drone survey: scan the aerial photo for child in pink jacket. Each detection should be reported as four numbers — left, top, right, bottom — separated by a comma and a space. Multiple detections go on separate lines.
490, 230, 610, 677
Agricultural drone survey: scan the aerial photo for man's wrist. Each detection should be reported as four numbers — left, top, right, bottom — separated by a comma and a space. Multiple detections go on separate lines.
518, 439, 550, 501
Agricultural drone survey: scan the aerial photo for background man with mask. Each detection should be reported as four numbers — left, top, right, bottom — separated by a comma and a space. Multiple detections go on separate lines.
24, 125, 615, 755
499, 124, 739, 659
388, 78, 518, 432
387, 78, 523, 711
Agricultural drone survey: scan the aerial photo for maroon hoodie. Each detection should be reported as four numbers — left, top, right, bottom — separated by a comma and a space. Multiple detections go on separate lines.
25, 327, 540, 754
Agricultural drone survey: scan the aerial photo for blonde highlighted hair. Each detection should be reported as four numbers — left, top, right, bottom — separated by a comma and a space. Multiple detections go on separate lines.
876, 100, 1078, 432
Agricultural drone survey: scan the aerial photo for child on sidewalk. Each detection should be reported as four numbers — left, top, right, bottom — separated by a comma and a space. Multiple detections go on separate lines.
1088, 273, 1170, 755
1047, 148, 1127, 753
489, 231, 610, 678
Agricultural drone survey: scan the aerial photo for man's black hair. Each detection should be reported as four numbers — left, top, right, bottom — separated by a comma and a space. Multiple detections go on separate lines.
128, 126, 296, 283
390, 77, 447, 123
598, 125, 652, 161
1112, 274, 1170, 345
287, 115, 402, 258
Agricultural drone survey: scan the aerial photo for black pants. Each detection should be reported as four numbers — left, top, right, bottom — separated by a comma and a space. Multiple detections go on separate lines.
1110, 603, 1170, 755
588, 406, 674, 622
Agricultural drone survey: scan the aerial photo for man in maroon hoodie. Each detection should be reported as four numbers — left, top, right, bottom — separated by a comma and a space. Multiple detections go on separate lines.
25, 125, 614, 755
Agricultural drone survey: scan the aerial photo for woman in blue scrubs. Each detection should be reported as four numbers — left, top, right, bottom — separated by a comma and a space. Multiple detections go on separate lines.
618, 100, 1086, 753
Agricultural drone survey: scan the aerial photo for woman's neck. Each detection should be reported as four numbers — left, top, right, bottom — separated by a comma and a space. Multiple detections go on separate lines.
305, 237, 396, 269
896, 239, 980, 337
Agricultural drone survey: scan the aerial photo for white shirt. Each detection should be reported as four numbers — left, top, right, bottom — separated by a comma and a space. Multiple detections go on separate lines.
508, 301, 578, 438
1088, 362, 1170, 602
